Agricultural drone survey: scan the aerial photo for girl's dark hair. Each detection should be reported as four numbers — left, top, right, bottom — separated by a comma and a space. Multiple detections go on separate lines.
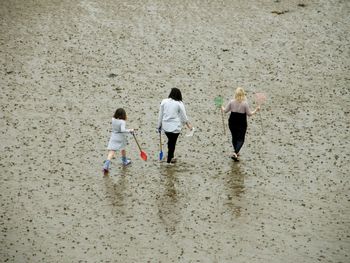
113, 108, 127, 120
168, 88, 182, 101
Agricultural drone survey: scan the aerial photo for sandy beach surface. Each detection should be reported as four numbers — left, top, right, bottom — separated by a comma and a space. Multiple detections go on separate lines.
1, 0, 349, 262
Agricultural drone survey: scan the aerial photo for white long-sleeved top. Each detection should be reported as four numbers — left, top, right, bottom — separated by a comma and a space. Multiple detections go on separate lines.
158, 98, 189, 133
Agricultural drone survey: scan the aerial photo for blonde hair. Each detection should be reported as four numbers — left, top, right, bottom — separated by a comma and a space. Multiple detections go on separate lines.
234, 87, 246, 103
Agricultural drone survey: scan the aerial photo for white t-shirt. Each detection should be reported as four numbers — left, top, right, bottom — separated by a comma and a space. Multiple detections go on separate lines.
158, 98, 189, 133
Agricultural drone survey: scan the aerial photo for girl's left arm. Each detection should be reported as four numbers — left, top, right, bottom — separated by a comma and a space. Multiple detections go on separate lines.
120, 120, 133, 133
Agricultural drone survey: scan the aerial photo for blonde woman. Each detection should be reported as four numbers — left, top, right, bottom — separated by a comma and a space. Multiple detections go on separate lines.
222, 87, 260, 161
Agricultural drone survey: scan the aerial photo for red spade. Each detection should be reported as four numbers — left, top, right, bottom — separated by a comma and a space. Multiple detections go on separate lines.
132, 133, 147, 161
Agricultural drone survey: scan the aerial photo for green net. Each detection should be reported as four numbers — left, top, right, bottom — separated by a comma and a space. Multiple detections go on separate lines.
214, 96, 223, 107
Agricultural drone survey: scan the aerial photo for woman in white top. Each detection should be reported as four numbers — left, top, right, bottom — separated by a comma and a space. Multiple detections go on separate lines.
222, 87, 260, 161
158, 88, 193, 164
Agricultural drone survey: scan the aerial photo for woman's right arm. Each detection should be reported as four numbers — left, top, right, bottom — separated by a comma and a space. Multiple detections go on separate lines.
222, 100, 231, 113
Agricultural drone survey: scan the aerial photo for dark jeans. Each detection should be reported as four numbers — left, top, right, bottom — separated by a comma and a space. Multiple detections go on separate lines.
165, 132, 180, 163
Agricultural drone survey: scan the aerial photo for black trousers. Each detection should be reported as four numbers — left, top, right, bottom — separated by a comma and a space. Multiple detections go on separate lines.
229, 112, 247, 154
165, 132, 180, 163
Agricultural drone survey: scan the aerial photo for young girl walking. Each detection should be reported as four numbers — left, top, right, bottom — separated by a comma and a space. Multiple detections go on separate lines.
103, 108, 134, 174
158, 88, 193, 164
222, 87, 260, 161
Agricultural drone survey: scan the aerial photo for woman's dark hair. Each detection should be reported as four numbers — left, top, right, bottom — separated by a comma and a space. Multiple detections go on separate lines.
113, 108, 127, 120
168, 88, 182, 101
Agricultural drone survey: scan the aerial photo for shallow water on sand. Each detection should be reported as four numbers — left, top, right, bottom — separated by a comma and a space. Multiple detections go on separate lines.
1, 0, 349, 262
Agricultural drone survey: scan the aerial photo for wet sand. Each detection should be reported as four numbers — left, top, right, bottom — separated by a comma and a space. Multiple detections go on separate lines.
1, 0, 349, 262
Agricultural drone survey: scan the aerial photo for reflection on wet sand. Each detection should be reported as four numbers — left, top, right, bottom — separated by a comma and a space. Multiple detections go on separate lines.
157, 166, 182, 236
224, 163, 245, 217
103, 169, 127, 216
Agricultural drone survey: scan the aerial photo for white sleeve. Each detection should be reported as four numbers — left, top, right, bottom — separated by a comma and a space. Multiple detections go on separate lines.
120, 120, 130, 133
158, 102, 164, 128
178, 102, 189, 123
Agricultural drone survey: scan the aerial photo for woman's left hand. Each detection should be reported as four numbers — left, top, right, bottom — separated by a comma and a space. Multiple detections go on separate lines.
254, 106, 261, 114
